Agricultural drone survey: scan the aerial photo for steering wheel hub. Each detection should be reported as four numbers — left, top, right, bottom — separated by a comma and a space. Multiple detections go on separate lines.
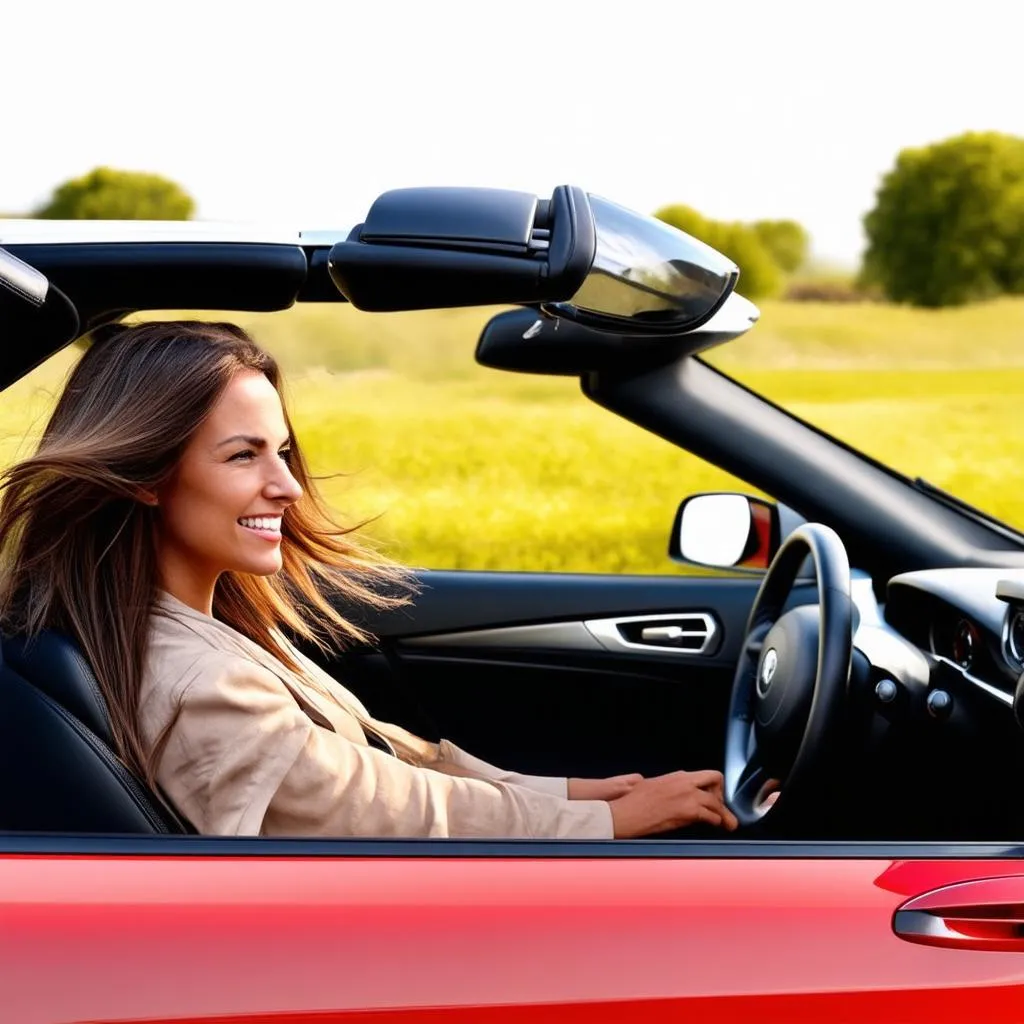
754, 606, 820, 773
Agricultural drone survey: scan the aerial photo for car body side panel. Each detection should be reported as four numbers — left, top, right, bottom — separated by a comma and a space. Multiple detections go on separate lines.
3, 855, 1024, 1023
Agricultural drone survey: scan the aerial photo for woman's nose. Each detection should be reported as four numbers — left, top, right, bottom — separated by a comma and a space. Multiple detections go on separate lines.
266, 464, 303, 504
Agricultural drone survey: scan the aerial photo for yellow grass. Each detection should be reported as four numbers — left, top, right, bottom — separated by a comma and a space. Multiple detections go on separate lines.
2, 298, 1022, 573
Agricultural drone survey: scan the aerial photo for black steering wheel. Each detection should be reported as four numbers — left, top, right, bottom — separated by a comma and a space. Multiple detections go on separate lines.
724, 523, 854, 827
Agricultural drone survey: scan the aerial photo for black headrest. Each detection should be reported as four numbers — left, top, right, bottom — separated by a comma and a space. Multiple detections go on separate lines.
5, 631, 114, 746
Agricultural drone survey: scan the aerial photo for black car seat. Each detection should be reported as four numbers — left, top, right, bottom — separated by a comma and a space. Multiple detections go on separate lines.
0, 248, 189, 834
0, 631, 192, 833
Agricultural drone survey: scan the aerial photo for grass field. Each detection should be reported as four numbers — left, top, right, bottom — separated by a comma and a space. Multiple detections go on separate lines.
3, 298, 1023, 573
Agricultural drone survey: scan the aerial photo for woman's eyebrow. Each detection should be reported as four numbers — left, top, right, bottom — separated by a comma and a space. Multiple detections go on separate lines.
215, 434, 290, 449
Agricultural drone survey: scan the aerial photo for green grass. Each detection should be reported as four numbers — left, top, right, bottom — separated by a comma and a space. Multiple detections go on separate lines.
3, 299, 1023, 573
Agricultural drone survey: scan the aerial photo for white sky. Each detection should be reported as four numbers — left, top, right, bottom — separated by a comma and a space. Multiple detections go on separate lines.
5, 0, 1023, 265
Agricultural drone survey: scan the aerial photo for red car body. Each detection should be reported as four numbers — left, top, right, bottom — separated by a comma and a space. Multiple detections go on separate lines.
5, 850, 1024, 1023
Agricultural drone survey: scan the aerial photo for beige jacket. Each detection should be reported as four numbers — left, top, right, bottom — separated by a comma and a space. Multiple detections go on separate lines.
139, 591, 614, 839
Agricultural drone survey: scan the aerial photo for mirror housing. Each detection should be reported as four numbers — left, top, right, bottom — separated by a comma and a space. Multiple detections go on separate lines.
543, 194, 739, 335
669, 493, 805, 572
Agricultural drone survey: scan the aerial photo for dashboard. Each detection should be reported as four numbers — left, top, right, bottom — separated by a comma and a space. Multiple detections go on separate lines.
881, 567, 1024, 710
839, 567, 1024, 839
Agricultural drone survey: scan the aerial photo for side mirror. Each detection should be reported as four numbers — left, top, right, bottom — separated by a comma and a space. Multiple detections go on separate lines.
669, 493, 804, 572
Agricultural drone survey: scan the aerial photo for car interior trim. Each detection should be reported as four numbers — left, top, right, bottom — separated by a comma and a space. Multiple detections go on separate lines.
931, 654, 1014, 706
400, 621, 607, 652
0, 247, 48, 306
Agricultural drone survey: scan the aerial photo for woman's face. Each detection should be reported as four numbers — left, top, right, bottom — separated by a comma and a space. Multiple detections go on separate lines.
154, 370, 303, 606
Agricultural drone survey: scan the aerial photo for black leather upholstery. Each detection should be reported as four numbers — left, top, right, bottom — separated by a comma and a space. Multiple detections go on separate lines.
6, 633, 115, 746
0, 632, 190, 833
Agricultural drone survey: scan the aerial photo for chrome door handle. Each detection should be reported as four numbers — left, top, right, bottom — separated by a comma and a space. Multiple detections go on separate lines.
584, 613, 719, 656
894, 877, 1024, 952
640, 626, 686, 642
893, 908, 1024, 952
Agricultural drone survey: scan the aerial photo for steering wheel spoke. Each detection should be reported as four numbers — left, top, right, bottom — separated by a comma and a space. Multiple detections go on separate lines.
743, 623, 771, 660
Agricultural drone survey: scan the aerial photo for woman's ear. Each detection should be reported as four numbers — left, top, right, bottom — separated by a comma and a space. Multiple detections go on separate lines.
136, 489, 159, 507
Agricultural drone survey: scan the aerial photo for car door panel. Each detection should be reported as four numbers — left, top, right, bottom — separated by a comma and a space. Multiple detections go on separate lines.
4, 849, 1024, 1024
320, 571, 817, 780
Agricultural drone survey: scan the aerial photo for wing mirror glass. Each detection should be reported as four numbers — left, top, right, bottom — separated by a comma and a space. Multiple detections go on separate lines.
329, 187, 738, 336
543, 194, 739, 335
669, 493, 779, 571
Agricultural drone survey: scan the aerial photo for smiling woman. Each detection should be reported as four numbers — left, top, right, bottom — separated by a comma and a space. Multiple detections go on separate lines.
0, 320, 408, 782
0, 319, 736, 840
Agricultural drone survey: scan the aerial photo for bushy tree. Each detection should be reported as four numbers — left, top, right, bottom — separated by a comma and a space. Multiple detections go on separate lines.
752, 219, 809, 273
862, 132, 1024, 307
654, 204, 782, 299
33, 167, 195, 220
652, 203, 710, 241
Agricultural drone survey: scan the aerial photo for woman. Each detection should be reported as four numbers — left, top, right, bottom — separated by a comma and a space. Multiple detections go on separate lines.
0, 320, 738, 838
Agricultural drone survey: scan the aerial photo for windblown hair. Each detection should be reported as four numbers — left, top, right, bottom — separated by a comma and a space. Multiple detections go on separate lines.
0, 320, 411, 788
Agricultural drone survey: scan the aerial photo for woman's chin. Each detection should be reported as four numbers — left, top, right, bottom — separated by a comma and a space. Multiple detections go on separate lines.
236, 554, 283, 577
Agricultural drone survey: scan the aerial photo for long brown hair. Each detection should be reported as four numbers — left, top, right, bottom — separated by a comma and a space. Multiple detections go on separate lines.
0, 320, 411, 787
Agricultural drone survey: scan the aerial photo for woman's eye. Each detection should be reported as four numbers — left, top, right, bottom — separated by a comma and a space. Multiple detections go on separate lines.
229, 449, 256, 462
278, 448, 292, 463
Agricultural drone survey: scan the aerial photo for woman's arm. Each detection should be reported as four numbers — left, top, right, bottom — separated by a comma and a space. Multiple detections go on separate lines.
156, 652, 614, 839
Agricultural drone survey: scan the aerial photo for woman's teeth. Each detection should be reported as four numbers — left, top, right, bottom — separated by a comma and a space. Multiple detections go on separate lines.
238, 516, 281, 532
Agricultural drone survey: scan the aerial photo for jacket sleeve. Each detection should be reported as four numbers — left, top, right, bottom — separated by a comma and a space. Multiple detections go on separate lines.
156, 652, 613, 840
427, 739, 569, 798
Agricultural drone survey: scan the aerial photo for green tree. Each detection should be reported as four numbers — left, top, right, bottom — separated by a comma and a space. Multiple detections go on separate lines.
655, 204, 783, 299
33, 167, 195, 220
752, 219, 809, 273
862, 131, 1024, 307
652, 203, 710, 241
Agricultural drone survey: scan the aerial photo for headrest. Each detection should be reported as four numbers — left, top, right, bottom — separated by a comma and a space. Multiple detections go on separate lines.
4, 631, 114, 746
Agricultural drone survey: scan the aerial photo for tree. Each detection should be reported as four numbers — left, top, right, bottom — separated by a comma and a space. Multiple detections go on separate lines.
33, 167, 195, 220
654, 204, 783, 299
862, 131, 1024, 307
752, 219, 809, 273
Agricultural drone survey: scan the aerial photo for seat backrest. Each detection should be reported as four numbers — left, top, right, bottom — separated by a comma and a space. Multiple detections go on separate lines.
0, 632, 190, 834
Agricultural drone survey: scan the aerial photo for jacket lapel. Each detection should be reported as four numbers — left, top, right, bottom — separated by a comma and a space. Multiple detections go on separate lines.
154, 591, 396, 751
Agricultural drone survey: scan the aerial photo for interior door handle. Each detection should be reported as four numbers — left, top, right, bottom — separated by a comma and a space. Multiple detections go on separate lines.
640, 626, 686, 642
894, 877, 1024, 951
584, 613, 719, 656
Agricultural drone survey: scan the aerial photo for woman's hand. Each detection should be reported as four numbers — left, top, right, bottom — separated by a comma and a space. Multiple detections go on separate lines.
607, 769, 739, 838
567, 773, 644, 801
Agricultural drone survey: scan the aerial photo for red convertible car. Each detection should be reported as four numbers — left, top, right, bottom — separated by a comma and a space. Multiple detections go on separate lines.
1, 188, 1024, 1023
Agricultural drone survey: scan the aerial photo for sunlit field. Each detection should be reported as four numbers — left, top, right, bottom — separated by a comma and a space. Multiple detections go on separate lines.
3, 298, 1023, 574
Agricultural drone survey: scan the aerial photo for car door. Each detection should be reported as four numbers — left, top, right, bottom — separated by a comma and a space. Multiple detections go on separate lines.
4, 838, 1024, 1023
316, 569, 797, 783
